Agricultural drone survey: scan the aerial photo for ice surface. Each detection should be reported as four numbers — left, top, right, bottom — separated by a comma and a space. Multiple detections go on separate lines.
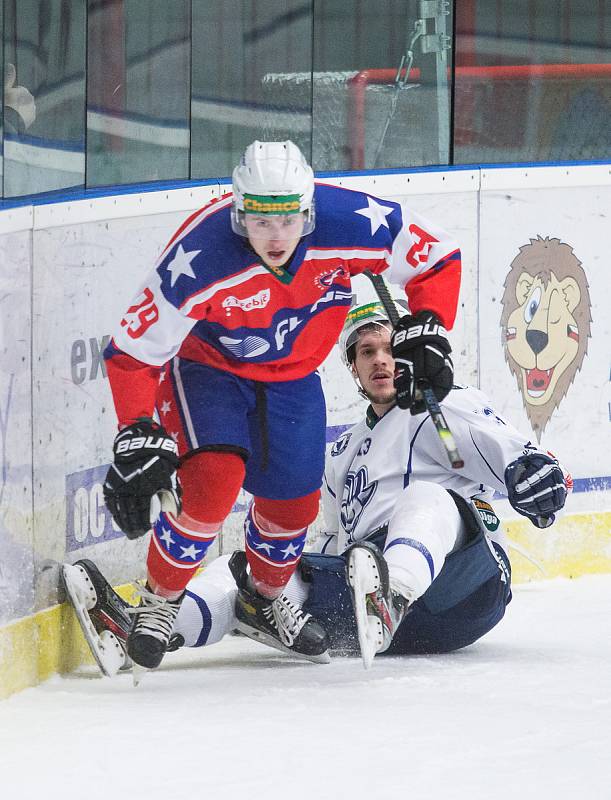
1, 575, 610, 800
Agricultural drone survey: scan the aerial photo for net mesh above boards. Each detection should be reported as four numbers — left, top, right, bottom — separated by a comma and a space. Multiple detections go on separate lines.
260, 67, 611, 170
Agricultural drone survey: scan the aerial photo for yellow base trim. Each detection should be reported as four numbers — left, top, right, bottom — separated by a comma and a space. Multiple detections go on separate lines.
1, 512, 610, 700
0, 584, 136, 701
506, 511, 611, 583
0, 602, 87, 701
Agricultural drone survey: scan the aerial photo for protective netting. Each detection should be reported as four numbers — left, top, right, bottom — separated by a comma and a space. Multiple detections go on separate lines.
261, 68, 611, 170
454, 73, 611, 164
262, 71, 441, 171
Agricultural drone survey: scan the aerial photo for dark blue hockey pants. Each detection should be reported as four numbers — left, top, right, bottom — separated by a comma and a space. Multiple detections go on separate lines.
300, 494, 512, 655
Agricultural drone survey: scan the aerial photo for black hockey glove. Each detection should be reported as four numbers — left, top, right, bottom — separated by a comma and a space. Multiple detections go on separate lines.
103, 417, 182, 540
504, 452, 567, 529
391, 310, 453, 414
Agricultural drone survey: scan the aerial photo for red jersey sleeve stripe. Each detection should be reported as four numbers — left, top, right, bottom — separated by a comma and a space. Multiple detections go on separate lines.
430, 248, 461, 271
405, 254, 462, 330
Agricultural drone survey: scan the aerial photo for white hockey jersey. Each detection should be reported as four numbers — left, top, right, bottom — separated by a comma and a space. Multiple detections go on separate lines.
322, 385, 551, 554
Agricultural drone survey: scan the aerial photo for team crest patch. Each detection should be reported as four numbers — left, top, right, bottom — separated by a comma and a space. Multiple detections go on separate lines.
473, 499, 500, 532
331, 432, 351, 456
315, 266, 348, 290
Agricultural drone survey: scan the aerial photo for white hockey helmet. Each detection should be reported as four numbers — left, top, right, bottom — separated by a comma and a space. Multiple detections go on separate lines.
339, 301, 393, 369
231, 140, 315, 236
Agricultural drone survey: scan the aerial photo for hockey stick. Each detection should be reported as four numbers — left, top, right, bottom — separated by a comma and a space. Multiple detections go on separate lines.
364, 270, 464, 469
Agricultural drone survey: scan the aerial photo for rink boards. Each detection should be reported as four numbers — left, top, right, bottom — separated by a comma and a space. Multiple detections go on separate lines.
1, 162, 610, 698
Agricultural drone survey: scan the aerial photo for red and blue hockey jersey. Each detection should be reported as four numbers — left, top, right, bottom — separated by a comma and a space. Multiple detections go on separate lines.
104, 182, 461, 425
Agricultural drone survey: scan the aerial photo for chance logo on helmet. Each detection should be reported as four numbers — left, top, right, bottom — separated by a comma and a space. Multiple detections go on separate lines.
242, 195, 301, 214
231, 140, 316, 236
339, 301, 393, 369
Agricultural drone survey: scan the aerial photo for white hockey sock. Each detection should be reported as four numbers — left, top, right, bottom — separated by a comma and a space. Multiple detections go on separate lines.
173, 555, 311, 646
280, 569, 310, 607
174, 555, 237, 647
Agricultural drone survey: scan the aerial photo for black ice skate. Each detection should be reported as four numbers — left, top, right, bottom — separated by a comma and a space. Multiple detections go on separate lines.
61, 559, 132, 677
229, 551, 330, 664
126, 587, 185, 670
345, 541, 411, 670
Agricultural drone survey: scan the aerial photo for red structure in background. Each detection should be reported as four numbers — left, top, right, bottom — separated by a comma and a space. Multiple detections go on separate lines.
347, 63, 611, 169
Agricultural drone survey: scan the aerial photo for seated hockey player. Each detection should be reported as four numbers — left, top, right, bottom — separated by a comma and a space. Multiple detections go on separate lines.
63, 302, 570, 673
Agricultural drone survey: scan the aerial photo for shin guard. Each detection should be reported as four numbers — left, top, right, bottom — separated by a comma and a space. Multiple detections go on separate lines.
147, 511, 220, 596
244, 506, 308, 598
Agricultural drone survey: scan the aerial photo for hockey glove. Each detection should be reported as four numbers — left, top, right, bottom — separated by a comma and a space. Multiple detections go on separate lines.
504, 452, 567, 529
391, 310, 453, 414
103, 417, 182, 540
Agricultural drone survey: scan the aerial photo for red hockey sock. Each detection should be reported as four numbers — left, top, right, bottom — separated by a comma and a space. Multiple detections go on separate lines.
147, 511, 220, 598
245, 491, 320, 598
146, 450, 245, 598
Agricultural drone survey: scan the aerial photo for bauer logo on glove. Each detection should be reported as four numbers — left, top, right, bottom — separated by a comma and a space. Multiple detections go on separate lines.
391, 310, 454, 415
115, 434, 178, 456
103, 417, 182, 540
392, 318, 447, 346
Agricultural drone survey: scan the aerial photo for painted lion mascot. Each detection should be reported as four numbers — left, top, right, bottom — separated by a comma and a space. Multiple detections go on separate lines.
500, 236, 592, 441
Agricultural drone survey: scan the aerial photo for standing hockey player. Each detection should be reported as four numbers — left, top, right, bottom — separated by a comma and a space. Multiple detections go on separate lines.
101, 141, 462, 670
72, 302, 569, 674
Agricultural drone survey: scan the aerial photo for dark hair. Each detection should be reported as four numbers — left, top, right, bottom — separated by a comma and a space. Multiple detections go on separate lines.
346, 321, 391, 364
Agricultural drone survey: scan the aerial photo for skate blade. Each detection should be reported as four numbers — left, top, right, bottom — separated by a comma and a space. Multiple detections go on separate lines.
132, 663, 147, 687
234, 620, 331, 664
347, 549, 384, 670
61, 564, 127, 677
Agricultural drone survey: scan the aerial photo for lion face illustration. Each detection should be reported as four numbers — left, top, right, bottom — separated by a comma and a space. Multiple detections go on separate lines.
500, 237, 592, 440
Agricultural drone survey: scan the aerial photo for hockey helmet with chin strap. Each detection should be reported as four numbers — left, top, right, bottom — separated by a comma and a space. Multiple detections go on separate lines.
231, 140, 316, 237
339, 301, 393, 369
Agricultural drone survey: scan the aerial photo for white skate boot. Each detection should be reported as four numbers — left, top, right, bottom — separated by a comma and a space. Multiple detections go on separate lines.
346, 541, 411, 670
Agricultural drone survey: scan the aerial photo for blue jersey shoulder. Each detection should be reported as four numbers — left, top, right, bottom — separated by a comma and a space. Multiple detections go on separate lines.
156, 184, 407, 310
311, 183, 404, 248
157, 203, 256, 308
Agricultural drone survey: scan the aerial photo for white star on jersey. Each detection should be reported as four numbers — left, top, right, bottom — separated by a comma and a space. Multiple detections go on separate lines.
167, 244, 200, 287
355, 197, 394, 235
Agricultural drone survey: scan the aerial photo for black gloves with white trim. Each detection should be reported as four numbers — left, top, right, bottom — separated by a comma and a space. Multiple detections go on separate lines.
504, 452, 567, 529
103, 417, 182, 540
391, 310, 454, 414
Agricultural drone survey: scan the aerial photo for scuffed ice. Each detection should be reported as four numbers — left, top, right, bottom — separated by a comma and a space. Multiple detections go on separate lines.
0, 575, 610, 800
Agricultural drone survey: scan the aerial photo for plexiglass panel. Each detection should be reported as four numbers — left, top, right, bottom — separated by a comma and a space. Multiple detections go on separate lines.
190, 0, 314, 179
86, 0, 190, 187
3, 0, 86, 197
454, 0, 611, 164
308, 0, 453, 171
0, 0, 609, 200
